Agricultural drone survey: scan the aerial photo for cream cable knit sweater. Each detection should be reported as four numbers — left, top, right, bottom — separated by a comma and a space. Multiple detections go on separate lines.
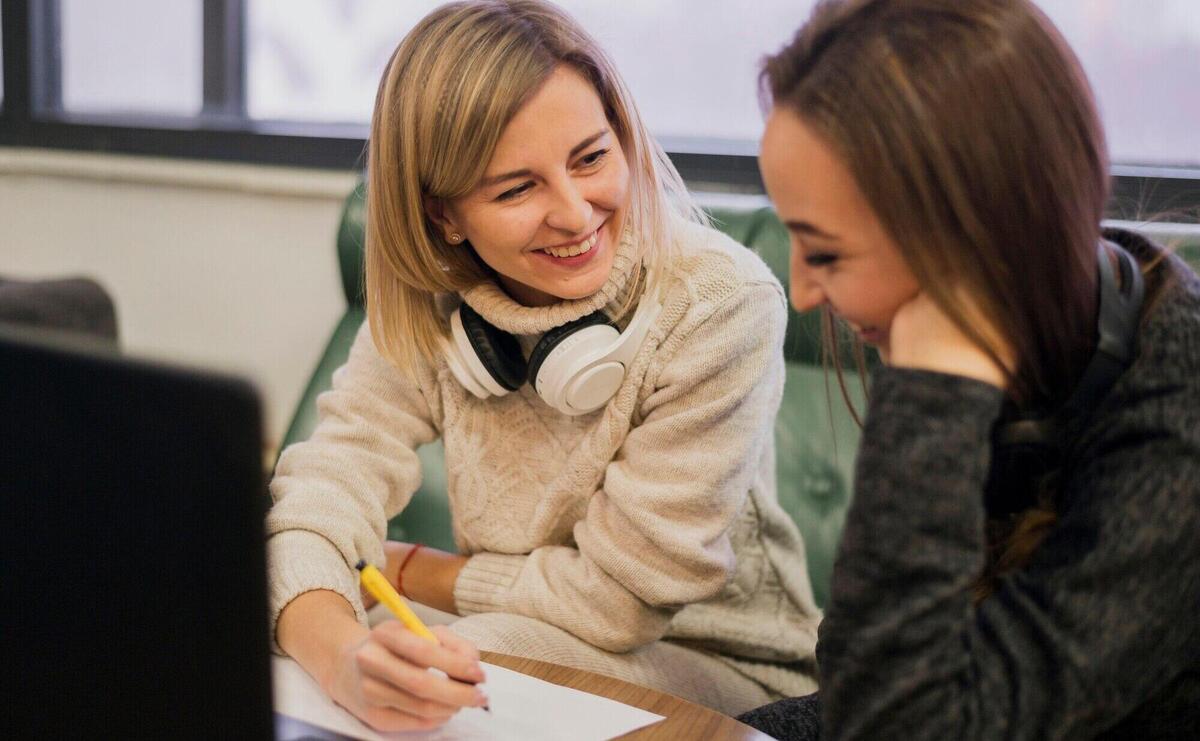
267, 219, 821, 690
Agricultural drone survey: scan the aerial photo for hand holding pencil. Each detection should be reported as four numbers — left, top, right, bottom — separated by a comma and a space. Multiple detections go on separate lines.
286, 560, 488, 734
352, 556, 489, 705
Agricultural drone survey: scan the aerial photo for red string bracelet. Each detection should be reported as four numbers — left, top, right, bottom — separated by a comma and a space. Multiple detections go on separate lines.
396, 544, 423, 598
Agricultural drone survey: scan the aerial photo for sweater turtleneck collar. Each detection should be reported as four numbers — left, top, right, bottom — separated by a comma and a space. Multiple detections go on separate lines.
459, 223, 640, 335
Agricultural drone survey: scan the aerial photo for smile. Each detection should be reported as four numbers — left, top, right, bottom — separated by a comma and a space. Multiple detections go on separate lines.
843, 319, 884, 343
538, 229, 598, 258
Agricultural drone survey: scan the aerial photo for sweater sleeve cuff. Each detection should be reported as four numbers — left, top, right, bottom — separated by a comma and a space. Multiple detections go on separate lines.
870, 366, 1005, 415
267, 529, 368, 655
453, 552, 527, 616
865, 367, 1004, 445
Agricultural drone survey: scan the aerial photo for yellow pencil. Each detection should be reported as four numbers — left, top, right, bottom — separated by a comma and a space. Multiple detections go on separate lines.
355, 559, 439, 642
355, 558, 490, 712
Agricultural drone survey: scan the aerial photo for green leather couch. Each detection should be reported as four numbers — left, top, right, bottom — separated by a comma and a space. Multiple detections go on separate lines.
276, 185, 1200, 609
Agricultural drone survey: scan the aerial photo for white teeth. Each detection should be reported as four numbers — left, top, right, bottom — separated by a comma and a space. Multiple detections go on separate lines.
542, 231, 597, 258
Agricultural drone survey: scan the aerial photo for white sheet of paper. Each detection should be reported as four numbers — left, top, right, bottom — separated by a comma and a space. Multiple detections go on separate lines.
272, 656, 664, 741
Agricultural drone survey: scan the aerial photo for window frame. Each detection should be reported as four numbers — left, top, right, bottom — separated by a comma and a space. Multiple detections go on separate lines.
2, 0, 1198, 216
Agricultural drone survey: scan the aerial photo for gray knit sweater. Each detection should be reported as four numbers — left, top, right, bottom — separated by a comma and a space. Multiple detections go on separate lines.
743, 229, 1200, 739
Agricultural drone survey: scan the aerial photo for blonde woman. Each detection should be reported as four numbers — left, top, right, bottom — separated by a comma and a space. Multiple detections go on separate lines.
269, 0, 820, 732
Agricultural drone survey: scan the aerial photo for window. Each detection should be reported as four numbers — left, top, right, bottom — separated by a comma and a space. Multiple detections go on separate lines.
2, 0, 1199, 205
245, 0, 1200, 167
1039, 0, 1200, 167
59, 0, 202, 117
246, 0, 423, 125
245, 0, 810, 153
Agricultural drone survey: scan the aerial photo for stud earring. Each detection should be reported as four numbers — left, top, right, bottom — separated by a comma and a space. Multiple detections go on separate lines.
448, 232, 463, 244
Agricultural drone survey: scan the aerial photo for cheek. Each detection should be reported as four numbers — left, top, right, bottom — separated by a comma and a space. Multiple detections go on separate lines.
599, 156, 631, 209
870, 279, 919, 326
466, 205, 542, 253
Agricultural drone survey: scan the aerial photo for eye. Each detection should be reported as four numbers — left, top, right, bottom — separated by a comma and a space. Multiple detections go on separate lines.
804, 252, 838, 267
577, 148, 609, 168
496, 181, 533, 202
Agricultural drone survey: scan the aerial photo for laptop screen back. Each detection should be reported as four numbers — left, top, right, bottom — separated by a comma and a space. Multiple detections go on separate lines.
0, 328, 274, 739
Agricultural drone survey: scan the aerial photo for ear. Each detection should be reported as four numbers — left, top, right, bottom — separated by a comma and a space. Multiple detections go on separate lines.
422, 196, 464, 244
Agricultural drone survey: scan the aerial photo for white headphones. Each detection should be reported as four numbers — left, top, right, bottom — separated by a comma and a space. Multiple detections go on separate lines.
442, 271, 662, 416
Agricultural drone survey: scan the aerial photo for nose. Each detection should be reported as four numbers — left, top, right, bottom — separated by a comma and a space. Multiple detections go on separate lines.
790, 280, 826, 313
789, 252, 826, 313
545, 178, 592, 236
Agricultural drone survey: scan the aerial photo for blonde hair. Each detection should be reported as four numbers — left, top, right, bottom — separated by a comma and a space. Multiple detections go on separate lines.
366, 0, 702, 376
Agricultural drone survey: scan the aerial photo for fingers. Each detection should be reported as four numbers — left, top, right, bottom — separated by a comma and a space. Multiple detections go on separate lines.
359, 675, 458, 724
431, 625, 482, 664
359, 623, 487, 709
357, 703, 447, 734
378, 622, 485, 684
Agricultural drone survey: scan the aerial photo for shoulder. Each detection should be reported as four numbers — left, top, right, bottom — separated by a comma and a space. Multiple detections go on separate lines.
649, 218, 787, 365
1111, 227, 1200, 383
1124, 265, 1200, 437
1071, 230, 1200, 477
659, 219, 786, 327
1060, 245, 1200, 559
339, 319, 441, 403
665, 218, 784, 301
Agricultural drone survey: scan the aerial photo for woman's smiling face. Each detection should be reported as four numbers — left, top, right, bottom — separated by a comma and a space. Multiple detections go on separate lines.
432, 65, 630, 307
759, 106, 920, 356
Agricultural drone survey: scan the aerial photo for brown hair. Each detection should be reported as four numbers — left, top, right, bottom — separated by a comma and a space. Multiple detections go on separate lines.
761, 0, 1113, 595
366, 0, 701, 375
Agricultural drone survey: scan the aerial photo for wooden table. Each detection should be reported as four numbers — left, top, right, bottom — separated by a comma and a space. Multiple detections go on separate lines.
482, 651, 774, 740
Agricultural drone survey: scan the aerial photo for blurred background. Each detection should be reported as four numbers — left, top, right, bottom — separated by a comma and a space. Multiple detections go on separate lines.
2, 0, 1198, 452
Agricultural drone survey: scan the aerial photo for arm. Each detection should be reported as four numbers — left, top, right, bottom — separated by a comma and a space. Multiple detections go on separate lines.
817, 366, 1200, 740
277, 590, 486, 732
451, 278, 789, 652
268, 322, 441, 642
269, 324, 487, 729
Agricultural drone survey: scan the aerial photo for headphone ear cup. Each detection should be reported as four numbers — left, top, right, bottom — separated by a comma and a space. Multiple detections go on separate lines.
455, 303, 528, 392
526, 311, 616, 391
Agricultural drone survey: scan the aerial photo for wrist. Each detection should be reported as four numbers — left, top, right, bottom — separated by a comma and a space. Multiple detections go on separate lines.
277, 589, 369, 694
404, 547, 469, 615
396, 543, 424, 598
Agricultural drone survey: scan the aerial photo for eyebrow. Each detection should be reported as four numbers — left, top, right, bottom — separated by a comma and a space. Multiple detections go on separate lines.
783, 219, 840, 241
478, 129, 610, 189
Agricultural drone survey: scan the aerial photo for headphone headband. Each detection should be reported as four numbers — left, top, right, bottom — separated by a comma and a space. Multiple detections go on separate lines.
988, 239, 1144, 512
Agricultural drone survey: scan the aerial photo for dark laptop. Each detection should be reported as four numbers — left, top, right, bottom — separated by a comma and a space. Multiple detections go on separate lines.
0, 326, 274, 739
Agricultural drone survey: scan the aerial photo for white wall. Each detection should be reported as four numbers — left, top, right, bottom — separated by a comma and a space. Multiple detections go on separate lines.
0, 149, 358, 450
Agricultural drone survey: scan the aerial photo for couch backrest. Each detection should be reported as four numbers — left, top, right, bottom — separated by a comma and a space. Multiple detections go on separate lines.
338, 182, 368, 308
